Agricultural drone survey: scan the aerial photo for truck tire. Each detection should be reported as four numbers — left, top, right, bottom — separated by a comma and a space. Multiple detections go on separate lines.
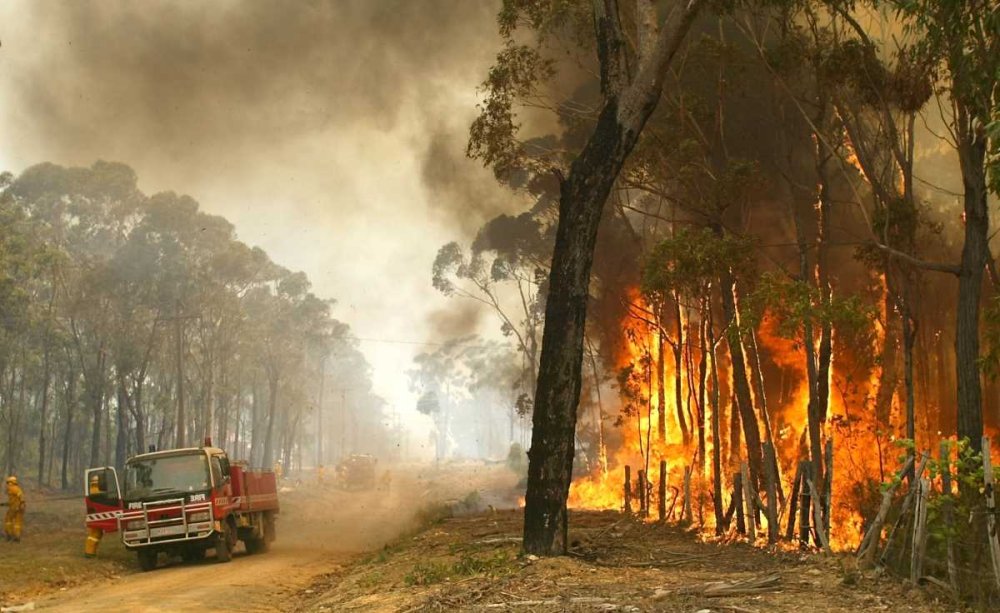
137, 549, 158, 572
215, 524, 233, 563
264, 512, 276, 544
244, 535, 268, 554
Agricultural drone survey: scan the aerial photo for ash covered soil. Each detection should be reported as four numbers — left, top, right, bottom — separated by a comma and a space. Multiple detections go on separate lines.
293, 509, 949, 613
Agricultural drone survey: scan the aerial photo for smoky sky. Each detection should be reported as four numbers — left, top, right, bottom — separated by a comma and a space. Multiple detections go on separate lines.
0, 0, 521, 422
9, 1, 491, 145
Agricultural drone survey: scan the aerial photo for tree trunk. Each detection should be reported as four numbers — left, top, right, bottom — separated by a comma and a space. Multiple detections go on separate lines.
657, 325, 667, 442
175, 304, 186, 448
262, 374, 278, 469
902, 301, 916, 453
523, 101, 655, 555
718, 267, 763, 492
115, 377, 129, 474
250, 374, 261, 466
954, 105, 987, 456
61, 376, 76, 490
37, 341, 52, 485
521, 0, 703, 555
709, 305, 725, 535
88, 379, 103, 468
673, 296, 689, 446
132, 378, 147, 455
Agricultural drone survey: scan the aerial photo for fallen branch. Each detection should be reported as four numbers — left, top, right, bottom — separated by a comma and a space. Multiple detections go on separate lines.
654, 574, 781, 599
857, 454, 915, 568
474, 536, 522, 545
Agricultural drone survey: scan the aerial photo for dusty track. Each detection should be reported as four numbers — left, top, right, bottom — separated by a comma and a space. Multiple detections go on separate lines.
29, 463, 518, 612
38, 546, 340, 612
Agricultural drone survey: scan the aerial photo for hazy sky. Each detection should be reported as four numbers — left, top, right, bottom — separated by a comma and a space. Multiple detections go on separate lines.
0, 0, 521, 430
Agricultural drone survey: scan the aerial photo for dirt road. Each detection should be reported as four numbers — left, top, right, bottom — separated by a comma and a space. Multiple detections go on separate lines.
36, 545, 341, 612
25, 463, 518, 613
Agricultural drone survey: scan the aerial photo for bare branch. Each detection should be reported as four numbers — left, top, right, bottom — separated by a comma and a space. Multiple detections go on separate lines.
593, 0, 629, 96
635, 0, 659, 61
870, 242, 960, 275
618, 0, 705, 126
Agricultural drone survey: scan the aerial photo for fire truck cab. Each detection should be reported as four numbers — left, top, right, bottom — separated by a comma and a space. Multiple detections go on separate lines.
85, 445, 279, 571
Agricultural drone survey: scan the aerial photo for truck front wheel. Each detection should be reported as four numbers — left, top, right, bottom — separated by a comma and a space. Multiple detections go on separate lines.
137, 549, 158, 572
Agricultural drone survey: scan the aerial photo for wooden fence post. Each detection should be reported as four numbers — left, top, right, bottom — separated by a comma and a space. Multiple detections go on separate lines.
823, 438, 833, 543
910, 477, 929, 583
637, 469, 647, 517
683, 466, 693, 524
763, 441, 779, 544
879, 452, 928, 567
734, 471, 745, 535
658, 459, 667, 522
799, 461, 811, 549
624, 465, 632, 515
741, 462, 756, 542
785, 462, 802, 541
982, 437, 1000, 589
857, 454, 914, 567
807, 477, 831, 553
939, 441, 958, 592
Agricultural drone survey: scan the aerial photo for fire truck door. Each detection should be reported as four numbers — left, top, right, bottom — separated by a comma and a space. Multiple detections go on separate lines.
85, 466, 123, 533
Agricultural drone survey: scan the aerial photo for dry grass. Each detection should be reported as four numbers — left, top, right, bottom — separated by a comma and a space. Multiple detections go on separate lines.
0, 490, 135, 607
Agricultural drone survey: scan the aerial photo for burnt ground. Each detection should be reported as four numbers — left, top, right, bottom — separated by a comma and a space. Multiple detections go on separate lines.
292, 509, 953, 612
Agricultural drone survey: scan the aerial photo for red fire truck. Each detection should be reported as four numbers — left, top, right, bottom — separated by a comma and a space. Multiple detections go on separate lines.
85, 443, 280, 571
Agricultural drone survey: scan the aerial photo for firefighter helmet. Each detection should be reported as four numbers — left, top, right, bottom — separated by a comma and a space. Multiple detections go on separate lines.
5, 476, 16, 484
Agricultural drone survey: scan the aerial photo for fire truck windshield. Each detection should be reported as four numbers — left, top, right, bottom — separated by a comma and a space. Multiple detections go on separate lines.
124, 453, 210, 500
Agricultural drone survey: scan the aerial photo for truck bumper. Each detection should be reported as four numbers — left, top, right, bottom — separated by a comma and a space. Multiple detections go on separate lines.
120, 498, 216, 549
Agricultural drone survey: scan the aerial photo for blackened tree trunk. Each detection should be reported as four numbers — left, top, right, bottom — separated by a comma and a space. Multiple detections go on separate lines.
657, 325, 667, 442
673, 296, 689, 445
524, 103, 632, 554
954, 105, 988, 455
708, 305, 725, 535
521, 0, 704, 556
718, 268, 764, 492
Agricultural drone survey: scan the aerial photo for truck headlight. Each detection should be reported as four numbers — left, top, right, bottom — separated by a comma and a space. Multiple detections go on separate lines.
189, 511, 211, 523
125, 520, 146, 531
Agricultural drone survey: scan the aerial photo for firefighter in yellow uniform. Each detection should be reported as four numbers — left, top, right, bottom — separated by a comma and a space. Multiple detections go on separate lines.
316, 464, 325, 486
85, 474, 104, 557
3, 475, 25, 543
274, 461, 283, 481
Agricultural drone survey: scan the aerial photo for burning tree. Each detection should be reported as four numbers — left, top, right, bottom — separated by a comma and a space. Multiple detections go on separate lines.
465, 0, 1000, 586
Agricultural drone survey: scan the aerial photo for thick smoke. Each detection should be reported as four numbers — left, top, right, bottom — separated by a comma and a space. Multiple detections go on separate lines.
6, 1, 491, 141
0, 1, 520, 420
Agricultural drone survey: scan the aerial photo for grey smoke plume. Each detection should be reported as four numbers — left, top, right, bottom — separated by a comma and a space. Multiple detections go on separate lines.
0, 0, 517, 419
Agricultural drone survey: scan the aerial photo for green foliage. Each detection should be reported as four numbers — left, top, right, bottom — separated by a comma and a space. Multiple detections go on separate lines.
888, 0, 999, 179
980, 295, 1000, 379
746, 272, 877, 351
641, 228, 757, 303
403, 560, 451, 586
0, 160, 384, 481
468, 42, 556, 179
